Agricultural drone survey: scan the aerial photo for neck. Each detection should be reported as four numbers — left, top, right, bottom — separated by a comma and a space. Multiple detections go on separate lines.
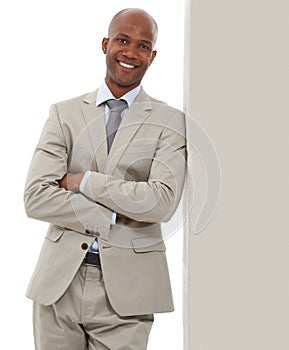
105, 78, 140, 99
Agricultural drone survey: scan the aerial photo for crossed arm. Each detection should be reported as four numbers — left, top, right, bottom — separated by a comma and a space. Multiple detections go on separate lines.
25, 103, 186, 232
24, 105, 112, 236
59, 111, 186, 223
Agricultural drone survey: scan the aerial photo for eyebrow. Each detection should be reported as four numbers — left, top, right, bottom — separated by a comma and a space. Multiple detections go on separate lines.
117, 33, 130, 38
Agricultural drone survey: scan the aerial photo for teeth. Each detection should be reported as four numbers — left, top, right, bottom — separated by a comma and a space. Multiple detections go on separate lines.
119, 61, 135, 69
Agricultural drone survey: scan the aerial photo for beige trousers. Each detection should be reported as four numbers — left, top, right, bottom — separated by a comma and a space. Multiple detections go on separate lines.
33, 264, 154, 350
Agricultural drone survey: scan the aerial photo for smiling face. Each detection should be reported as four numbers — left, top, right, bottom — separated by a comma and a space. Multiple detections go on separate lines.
102, 10, 157, 98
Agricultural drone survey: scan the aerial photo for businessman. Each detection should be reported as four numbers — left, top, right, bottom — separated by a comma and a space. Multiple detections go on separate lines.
24, 8, 186, 350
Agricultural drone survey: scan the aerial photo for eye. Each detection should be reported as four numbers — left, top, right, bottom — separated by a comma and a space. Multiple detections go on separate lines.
118, 38, 128, 44
139, 44, 150, 50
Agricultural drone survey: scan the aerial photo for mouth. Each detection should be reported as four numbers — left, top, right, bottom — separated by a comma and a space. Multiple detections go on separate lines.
117, 60, 138, 70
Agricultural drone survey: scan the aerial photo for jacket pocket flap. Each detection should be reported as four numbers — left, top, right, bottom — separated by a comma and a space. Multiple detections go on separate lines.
45, 226, 65, 242
132, 237, 166, 253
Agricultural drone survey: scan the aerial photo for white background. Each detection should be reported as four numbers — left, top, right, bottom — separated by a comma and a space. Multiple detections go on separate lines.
0, 0, 184, 348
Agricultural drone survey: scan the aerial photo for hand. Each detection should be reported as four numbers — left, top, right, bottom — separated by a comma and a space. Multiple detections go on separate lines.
116, 213, 151, 224
59, 173, 84, 192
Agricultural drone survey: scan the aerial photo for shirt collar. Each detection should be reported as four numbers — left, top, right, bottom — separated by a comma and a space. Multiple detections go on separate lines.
96, 80, 141, 108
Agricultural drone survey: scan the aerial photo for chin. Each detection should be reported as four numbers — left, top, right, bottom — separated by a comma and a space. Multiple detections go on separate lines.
115, 79, 139, 88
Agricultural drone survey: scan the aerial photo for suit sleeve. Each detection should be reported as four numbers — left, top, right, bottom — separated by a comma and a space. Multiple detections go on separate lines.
24, 104, 112, 236
82, 111, 187, 223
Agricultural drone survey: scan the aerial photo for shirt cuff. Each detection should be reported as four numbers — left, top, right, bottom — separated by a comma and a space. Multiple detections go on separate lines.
111, 212, 117, 225
79, 171, 91, 193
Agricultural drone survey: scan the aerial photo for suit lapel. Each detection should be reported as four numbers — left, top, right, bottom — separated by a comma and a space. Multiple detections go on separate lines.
81, 88, 153, 175
105, 88, 152, 174
81, 90, 108, 173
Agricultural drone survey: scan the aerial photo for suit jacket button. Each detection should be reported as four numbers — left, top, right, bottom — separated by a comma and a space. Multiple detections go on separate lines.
81, 243, 89, 250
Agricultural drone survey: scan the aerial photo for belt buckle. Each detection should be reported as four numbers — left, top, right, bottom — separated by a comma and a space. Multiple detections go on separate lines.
84, 251, 101, 267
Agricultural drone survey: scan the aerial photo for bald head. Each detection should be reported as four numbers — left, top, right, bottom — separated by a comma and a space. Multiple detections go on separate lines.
108, 8, 158, 47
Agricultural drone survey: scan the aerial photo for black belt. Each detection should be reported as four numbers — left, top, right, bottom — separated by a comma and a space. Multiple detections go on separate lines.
84, 252, 101, 267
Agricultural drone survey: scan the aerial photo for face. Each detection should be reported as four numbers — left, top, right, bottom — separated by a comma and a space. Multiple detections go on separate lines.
102, 12, 157, 97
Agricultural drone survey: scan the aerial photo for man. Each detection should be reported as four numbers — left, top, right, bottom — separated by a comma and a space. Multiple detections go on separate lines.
24, 8, 186, 350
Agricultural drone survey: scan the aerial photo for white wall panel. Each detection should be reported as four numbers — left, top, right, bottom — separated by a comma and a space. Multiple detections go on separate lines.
184, 1, 289, 349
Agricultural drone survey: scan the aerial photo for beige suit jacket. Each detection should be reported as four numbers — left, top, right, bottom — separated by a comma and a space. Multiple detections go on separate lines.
24, 88, 186, 316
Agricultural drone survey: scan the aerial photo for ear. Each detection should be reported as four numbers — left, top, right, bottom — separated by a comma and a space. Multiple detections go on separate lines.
102, 38, 109, 54
149, 50, 157, 66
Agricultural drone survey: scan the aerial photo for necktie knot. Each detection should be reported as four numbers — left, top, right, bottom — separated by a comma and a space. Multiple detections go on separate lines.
106, 99, 128, 113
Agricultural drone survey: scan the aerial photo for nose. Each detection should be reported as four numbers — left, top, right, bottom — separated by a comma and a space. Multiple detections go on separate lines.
122, 44, 138, 59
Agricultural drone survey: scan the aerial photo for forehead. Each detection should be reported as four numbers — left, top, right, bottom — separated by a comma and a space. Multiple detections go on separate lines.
109, 13, 155, 43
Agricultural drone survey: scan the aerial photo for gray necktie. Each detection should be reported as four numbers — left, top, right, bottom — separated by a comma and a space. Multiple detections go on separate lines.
106, 99, 128, 152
